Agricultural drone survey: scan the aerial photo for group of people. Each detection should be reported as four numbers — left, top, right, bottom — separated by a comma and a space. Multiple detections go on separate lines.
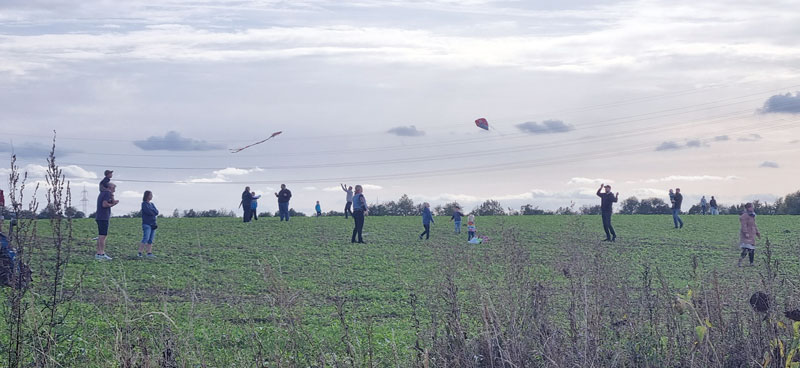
599, 183, 761, 267
95, 170, 158, 260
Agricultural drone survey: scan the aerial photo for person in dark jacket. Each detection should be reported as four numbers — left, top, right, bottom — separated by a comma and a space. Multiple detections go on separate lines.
95, 182, 119, 260
341, 184, 354, 219
240, 186, 253, 222
710, 196, 719, 215
597, 184, 618, 241
139, 190, 158, 258
672, 188, 684, 228
275, 184, 292, 221
450, 207, 464, 234
419, 202, 435, 240
351, 185, 368, 243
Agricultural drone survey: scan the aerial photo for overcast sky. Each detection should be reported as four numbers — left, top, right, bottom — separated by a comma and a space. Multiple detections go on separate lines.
2, 0, 800, 216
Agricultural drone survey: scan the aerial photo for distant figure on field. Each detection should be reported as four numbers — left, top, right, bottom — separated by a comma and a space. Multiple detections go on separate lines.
95, 182, 119, 260
467, 215, 476, 241
275, 184, 292, 221
450, 207, 464, 234
738, 203, 761, 267
710, 196, 719, 215
672, 188, 684, 229
139, 190, 158, 258
419, 202, 434, 240
0, 188, 5, 233
341, 184, 354, 219
700, 196, 708, 215
597, 183, 618, 242
99, 169, 113, 192
315, 201, 322, 217
351, 185, 368, 243
251, 192, 261, 220
240, 186, 254, 222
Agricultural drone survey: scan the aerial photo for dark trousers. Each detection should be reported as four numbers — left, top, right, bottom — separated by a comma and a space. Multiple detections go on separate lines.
252, 209, 258, 220
420, 224, 430, 239
351, 210, 365, 242
243, 208, 252, 222
701, 205, 707, 215
601, 211, 616, 239
672, 209, 683, 228
741, 248, 755, 264
344, 201, 353, 219
279, 202, 290, 221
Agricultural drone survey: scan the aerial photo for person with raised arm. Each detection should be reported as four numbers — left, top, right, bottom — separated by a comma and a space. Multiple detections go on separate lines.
596, 183, 618, 242
351, 185, 368, 244
341, 184, 354, 219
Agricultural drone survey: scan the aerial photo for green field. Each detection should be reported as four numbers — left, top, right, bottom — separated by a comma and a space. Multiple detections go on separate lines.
3, 214, 800, 366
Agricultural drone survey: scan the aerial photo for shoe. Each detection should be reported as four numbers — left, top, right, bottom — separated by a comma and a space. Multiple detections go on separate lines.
95, 254, 112, 261
102, 254, 112, 260
611, 237, 616, 242
419, 235, 423, 240
146, 253, 155, 258
137, 253, 143, 258
746, 263, 755, 267
358, 241, 367, 244
95, 254, 103, 260
603, 238, 611, 242
737, 258, 743, 267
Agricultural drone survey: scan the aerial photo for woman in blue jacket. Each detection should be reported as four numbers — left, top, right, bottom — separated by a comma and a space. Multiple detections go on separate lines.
139, 190, 158, 258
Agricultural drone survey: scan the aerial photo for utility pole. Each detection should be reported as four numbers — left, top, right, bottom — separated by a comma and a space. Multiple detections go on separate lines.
80, 186, 88, 215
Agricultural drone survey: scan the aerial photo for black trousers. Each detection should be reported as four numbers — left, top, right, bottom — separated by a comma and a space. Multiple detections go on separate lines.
420, 224, 430, 239
252, 209, 258, 220
345, 201, 353, 219
741, 248, 754, 264
601, 211, 616, 239
351, 210, 365, 242
243, 208, 252, 222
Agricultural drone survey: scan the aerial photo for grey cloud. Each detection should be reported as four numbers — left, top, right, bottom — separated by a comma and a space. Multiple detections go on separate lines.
738, 133, 762, 142
0, 141, 77, 159
133, 131, 225, 151
516, 120, 574, 134
759, 161, 779, 168
386, 125, 425, 137
713, 135, 729, 141
686, 139, 703, 148
760, 92, 800, 114
655, 141, 681, 151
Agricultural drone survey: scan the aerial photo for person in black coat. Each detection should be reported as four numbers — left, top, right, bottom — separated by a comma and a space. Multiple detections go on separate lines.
240, 186, 253, 222
596, 184, 619, 241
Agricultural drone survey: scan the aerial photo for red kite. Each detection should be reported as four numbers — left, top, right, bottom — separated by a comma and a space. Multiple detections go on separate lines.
475, 118, 489, 131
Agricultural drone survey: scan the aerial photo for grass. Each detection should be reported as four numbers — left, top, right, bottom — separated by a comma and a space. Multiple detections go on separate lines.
3, 214, 800, 366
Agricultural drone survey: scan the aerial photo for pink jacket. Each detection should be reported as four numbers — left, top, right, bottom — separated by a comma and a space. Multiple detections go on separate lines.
739, 212, 760, 245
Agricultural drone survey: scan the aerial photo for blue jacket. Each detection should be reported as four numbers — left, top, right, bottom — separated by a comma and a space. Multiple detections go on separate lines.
422, 207, 434, 225
141, 201, 158, 226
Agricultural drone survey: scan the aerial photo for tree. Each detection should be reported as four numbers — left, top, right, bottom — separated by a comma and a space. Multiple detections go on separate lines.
435, 202, 463, 216
580, 205, 602, 215
394, 194, 417, 216
288, 208, 306, 217
619, 197, 639, 215
473, 199, 505, 216
64, 206, 85, 219
520, 204, 546, 215
779, 191, 800, 214
172, 208, 180, 218
37, 204, 58, 219
636, 198, 671, 214
259, 211, 273, 218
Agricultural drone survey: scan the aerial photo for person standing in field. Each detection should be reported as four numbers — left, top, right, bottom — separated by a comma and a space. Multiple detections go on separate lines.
275, 184, 292, 221
450, 207, 464, 234
597, 183, 618, 242
139, 190, 158, 258
95, 182, 119, 260
240, 186, 253, 222
467, 215, 476, 241
250, 191, 261, 220
351, 185, 368, 243
315, 201, 322, 217
700, 196, 708, 215
341, 184, 354, 219
99, 169, 113, 192
710, 196, 719, 215
738, 203, 761, 267
672, 188, 684, 229
419, 202, 434, 240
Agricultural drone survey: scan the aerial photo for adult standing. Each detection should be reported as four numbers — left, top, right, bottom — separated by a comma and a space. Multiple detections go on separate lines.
251, 192, 261, 220
597, 184, 618, 242
351, 185, 368, 243
700, 196, 708, 215
672, 188, 684, 229
419, 202, 434, 240
240, 186, 253, 222
738, 203, 761, 267
275, 184, 292, 221
95, 182, 119, 260
710, 196, 719, 215
139, 190, 158, 258
341, 184, 354, 219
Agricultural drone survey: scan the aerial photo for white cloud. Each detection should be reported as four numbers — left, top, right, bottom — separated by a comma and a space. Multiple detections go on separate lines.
119, 190, 142, 199
213, 167, 263, 176
636, 175, 741, 183
567, 177, 614, 185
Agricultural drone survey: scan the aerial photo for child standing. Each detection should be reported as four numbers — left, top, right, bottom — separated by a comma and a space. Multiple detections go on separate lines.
419, 202, 434, 240
450, 207, 464, 234
467, 215, 476, 241
668, 189, 675, 206
315, 201, 322, 217
738, 203, 761, 267
250, 192, 261, 220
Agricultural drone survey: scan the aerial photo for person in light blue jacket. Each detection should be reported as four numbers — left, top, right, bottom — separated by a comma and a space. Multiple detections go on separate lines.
419, 202, 434, 240
139, 190, 158, 258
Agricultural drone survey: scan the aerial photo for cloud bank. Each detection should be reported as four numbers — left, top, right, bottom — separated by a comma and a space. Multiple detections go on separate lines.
516, 120, 574, 134
760, 92, 800, 114
134, 131, 225, 151
387, 125, 425, 137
